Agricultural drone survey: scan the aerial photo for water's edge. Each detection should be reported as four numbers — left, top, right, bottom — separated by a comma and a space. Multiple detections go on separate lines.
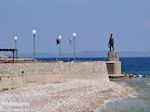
93, 78, 150, 112
91, 80, 137, 112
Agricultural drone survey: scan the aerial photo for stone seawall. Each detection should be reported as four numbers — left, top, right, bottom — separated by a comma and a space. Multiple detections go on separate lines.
0, 61, 109, 90
0, 61, 108, 76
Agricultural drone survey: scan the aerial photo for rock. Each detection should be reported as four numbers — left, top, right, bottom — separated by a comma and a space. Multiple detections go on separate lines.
138, 75, 143, 78
133, 75, 137, 78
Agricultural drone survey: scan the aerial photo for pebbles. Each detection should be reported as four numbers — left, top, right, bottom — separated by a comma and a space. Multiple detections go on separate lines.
0, 79, 130, 112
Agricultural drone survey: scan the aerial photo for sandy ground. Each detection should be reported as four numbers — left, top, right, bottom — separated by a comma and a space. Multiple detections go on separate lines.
0, 75, 132, 112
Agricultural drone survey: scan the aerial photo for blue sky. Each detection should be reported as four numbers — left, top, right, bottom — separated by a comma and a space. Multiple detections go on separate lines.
0, 0, 150, 53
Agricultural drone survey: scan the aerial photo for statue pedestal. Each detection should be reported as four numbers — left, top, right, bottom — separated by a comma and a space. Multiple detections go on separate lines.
108, 51, 119, 61
106, 61, 121, 75
107, 51, 121, 75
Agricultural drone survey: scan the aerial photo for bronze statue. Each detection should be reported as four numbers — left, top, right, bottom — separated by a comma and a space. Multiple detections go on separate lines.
108, 33, 114, 51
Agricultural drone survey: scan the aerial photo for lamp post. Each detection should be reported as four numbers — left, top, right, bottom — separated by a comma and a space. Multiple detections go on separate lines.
58, 35, 62, 61
72, 33, 77, 61
32, 29, 37, 59
68, 37, 72, 62
14, 36, 18, 58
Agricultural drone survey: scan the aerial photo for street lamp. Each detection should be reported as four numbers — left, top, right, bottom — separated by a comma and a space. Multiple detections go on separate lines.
32, 29, 37, 59
58, 35, 62, 61
14, 36, 18, 58
72, 33, 77, 61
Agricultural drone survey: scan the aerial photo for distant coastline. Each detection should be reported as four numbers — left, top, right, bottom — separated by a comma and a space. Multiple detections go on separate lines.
17, 51, 150, 58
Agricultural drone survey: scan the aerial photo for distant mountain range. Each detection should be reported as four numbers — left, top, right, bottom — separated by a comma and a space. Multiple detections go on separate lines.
18, 51, 150, 58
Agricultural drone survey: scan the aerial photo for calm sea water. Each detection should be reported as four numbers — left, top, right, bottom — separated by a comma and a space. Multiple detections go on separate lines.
97, 78, 150, 112
37, 57, 150, 112
37, 57, 150, 75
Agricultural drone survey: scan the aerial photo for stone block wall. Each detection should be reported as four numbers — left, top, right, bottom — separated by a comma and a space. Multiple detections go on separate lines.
0, 62, 109, 90
0, 62, 108, 77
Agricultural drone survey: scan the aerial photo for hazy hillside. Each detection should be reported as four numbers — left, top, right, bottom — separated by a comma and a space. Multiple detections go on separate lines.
18, 51, 150, 58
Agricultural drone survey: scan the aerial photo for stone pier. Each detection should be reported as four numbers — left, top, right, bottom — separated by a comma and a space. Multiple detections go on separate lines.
0, 62, 109, 90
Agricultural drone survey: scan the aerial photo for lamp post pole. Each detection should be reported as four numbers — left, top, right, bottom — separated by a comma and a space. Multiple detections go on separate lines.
14, 36, 18, 58
72, 33, 77, 61
33, 34, 35, 59
32, 29, 37, 59
73, 37, 75, 61
68, 37, 72, 62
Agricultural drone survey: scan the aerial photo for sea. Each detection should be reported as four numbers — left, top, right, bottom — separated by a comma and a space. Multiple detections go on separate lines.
37, 57, 150, 112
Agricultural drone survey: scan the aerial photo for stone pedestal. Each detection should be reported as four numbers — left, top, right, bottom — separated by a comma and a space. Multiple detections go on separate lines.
107, 51, 121, 75
108, 51, 119, 61
106, 61, 121, 75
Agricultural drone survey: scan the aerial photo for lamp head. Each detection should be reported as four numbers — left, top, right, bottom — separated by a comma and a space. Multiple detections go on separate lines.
14, 36, 18, 40
32, 29, 37, 36
72, 33, 77, 38
58, 35, 62, 40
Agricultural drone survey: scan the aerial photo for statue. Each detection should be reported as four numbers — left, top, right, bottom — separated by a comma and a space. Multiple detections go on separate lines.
108, 33, 114, 52
107, 33, 119, 61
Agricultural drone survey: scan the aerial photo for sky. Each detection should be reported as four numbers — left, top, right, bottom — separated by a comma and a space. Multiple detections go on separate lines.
0, 0, 150, 54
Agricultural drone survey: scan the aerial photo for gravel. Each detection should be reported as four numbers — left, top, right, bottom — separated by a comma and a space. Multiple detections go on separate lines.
0, 79, 130, 112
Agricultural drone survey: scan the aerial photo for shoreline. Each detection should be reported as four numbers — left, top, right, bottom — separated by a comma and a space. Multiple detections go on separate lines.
90, 81, 136, 112
92, 83, 136, 112
94, 77, 150, 112
0, 77, 133, 112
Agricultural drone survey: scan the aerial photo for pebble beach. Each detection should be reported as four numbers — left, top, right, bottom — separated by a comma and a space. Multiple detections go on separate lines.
0, 77, 132, 112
